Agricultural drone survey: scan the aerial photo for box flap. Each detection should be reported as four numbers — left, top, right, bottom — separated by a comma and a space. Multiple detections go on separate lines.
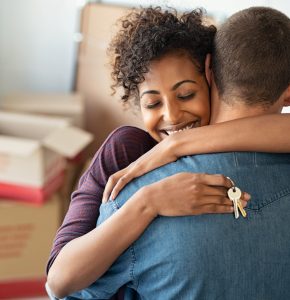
0, 136, 40, 156
43, 127, 93, 158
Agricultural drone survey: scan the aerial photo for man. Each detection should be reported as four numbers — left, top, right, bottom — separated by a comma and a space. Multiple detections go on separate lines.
57, 6, 290, 299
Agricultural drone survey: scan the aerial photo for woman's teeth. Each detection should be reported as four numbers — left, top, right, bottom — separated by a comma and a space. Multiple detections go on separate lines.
165, 123, 196, 135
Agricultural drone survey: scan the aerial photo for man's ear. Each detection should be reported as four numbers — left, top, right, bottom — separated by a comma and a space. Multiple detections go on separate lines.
282, 85, 290, 107
205, 54, 212, 86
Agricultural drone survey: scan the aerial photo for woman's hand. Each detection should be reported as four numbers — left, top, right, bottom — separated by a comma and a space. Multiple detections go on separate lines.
139, 173, 250, 217
102, 136, 177, 202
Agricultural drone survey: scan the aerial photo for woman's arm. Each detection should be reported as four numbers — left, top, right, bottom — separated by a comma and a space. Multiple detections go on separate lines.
47, 186, 157, 298
47, 126, 156, 299
103, 113, 290, 201
47, 172, 248, 298
171, 113, 290, 157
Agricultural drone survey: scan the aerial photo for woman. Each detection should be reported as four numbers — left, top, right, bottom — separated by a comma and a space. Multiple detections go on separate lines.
47, 7, 290, 299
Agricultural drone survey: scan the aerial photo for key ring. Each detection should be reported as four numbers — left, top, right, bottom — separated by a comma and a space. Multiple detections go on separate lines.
226, 176, 236, 192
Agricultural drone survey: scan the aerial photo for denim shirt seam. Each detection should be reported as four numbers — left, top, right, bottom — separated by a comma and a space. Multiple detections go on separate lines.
233, 152, 238, 168
247, 187, 290, 211
129, 242, 138, 288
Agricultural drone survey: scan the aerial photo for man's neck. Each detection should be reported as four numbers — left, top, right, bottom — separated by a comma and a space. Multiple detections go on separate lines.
210, 94, 283, 125
210, 102, 271, 124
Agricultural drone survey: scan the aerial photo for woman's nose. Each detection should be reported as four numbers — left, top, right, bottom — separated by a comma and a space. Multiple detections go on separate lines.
162, 102, 182, 123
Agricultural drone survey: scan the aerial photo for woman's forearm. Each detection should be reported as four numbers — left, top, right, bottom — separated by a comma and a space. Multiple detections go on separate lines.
47, 188, 155, 298
172, 114, 290, 157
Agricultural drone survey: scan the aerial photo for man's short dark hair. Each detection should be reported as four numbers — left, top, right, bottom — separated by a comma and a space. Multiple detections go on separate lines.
212, 7, 290, 107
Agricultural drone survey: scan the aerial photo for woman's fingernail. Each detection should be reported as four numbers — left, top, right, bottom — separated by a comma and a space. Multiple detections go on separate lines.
244, 192, 251, 200
241, 200, 247, 207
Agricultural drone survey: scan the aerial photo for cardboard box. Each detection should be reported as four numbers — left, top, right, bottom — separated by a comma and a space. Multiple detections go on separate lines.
0, 111, 93, 203
0, 93, 85, 128
0, 194, 62, 299
76, 3, 144, 155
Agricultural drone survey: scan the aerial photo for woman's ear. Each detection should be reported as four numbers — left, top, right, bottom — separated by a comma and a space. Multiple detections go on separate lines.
205, 54, 212, 86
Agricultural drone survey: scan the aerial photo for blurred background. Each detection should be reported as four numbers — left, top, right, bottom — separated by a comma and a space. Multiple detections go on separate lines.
0, 0, 289, 299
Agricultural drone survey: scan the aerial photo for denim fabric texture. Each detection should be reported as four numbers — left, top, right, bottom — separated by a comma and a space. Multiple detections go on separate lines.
66, 152, 290, 300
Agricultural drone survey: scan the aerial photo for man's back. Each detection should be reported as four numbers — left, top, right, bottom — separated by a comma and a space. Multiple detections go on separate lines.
72, 152, 290, 300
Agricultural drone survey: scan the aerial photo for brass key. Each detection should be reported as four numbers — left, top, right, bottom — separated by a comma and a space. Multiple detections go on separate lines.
237, 199, 247, 218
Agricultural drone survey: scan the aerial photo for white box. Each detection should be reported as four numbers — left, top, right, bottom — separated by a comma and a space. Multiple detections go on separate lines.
0, 93, 85, 128
0, 111, 93, 188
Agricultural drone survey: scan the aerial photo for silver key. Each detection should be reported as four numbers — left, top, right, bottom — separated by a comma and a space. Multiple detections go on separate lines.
228, 186, 242, 219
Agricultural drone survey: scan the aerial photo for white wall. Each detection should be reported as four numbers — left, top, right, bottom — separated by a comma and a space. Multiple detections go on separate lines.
0, 0, 82, 97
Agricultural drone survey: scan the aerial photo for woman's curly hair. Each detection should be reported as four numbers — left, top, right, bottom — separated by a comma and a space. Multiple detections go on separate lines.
109, 6, 216, 107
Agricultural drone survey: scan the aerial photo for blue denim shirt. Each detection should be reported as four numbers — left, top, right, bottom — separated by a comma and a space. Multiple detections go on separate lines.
65, 152, 290, 300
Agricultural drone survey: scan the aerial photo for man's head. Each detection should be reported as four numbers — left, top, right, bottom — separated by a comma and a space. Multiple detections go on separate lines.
211, 7, 290, 111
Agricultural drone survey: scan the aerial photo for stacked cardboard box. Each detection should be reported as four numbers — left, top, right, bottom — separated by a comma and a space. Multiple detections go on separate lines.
0, 93, 93, 207
0, 111, 92, 204
0, 94, 93, 298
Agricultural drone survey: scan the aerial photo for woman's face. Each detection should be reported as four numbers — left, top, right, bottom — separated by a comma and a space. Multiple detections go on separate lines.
139, 52, 210, 142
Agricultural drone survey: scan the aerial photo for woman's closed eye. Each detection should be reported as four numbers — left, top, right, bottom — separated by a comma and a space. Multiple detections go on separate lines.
143, 101, 161, 109
177, 92, 195, 101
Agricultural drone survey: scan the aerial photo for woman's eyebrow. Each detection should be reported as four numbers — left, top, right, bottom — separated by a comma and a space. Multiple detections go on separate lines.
140, 80, 196, 98
172, 80, 197, 91
140, 90, 160, 99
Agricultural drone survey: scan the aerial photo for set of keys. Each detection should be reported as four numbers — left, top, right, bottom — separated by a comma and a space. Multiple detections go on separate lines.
227, 177, 247, 219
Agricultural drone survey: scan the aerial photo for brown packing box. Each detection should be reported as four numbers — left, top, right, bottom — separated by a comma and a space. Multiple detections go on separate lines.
0, 93, 85, 128
76, 3, 144, 154
0, 194, 62, 298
